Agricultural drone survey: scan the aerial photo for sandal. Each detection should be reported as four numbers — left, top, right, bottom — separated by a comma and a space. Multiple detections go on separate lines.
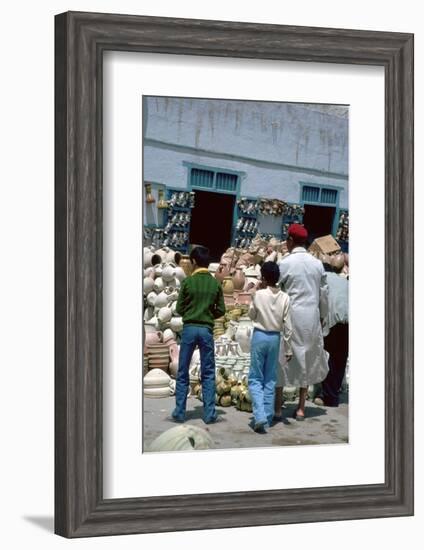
292, 409, 305, 421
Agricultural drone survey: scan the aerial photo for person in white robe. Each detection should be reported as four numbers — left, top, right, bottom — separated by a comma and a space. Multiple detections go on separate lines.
276, 224, 329, 420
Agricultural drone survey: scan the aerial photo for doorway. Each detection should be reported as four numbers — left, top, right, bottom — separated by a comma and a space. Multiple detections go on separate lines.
302, 204, 335, 243
189, 190, 236, 262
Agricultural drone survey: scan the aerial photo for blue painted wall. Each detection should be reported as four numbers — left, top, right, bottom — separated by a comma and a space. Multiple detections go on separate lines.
143, 97, 348, 226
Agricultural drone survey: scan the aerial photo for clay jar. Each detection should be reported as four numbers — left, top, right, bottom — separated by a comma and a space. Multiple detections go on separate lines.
232, 267, 246, 291
178, 255, 193, 277
144, 330, 163, 346
214, 263, 230, 284
144, 250, 161, 268
153, 277, 165, 293
221, 276, 235, 296
170, 316, 184, 333
157, 305, 173, 324
162, 328, 176, 344
144, 277, 155, 295
161, 264, 176, 283
174, 266, 186, 282
146, 292, 157, 307
154, 291, 170, 309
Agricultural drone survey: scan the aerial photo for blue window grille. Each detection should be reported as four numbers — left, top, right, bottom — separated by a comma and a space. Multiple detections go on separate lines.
321, 188, 338, 205
189, 167, 239, 194
191, 168, 214, 189
302, 184, 338, 205
302, 185, 320, 203
216, 172, 238, 192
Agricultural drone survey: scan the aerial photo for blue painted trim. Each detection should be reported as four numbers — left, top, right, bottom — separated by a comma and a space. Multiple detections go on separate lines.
298, 181, 343, 237
184, 163, 243, 244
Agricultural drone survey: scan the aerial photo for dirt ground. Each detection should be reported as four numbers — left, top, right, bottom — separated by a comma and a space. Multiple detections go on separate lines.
143, 392, 349, 452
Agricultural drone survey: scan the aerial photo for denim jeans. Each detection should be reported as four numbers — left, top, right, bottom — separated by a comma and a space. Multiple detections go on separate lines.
248, 329, 281, 425
172, 324, 217, 423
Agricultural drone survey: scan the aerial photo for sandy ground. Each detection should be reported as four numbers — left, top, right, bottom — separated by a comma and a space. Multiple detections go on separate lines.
143, 392, 349, 451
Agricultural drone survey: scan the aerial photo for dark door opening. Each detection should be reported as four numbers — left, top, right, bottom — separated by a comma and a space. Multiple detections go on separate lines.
302, 204, 335, 243
189, 190, 235, 262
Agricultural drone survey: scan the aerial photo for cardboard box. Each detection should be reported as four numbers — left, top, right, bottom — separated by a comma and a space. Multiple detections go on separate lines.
309, 234, 341, 256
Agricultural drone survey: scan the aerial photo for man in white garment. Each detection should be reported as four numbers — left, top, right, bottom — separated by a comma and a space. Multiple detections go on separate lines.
276, 224, 329, 420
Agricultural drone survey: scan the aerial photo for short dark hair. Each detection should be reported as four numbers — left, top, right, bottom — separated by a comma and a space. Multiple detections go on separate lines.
261, 261, 280, 286
190, 245, 210, 268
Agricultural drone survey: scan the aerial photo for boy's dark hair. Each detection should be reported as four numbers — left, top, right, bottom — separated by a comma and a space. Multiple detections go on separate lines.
190, 245, 210, 268
260, 261, 280, 286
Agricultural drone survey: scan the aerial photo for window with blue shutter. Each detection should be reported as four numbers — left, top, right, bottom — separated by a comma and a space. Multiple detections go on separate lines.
189, 166, 239, 194
301, 184, 339, 205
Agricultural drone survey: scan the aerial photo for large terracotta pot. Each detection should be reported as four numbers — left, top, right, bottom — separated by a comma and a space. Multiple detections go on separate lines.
232, 267, 245, 291
222, 276, 234, 296
179, 255, 193, 277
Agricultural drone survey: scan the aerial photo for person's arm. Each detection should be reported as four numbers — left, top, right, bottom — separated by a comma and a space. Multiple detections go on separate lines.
248, 292, 258, 321
213, 284, 226, 319
175, 279, 188, 317
319, 266, 329, 322
282, 296, 293, 358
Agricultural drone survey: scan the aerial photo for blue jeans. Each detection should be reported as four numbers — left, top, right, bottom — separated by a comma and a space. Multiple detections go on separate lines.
173, 324, 217, 423
248, 329, 281, 425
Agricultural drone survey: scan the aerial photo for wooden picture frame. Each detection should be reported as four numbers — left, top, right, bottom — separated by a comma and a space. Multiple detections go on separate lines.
55, 11, 414, 538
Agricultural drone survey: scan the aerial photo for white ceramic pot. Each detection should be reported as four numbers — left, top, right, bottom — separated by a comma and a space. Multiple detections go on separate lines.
144, 267, 155, 279
144, 386, 172, 398
155, 247, 169, 262
158, 306, 172, 324
153, 277, 165, 293
144, 316, 159, 332
143, 306, 154, 321
163, 328, 176, 343
170, 316, 184, 333
146, 291, 157, 307
154, 291, 169, 309
161, 264, 176, 282
174, 267, 186, 282
170, 301, 178, 316
144, 277, 155, 295
165, 288, 179, 303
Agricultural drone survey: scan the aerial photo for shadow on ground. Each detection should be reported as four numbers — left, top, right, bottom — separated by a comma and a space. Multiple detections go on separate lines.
23, 516, 54, 533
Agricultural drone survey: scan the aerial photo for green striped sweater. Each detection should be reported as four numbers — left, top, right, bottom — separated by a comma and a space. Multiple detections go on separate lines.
176, 270, 226, 328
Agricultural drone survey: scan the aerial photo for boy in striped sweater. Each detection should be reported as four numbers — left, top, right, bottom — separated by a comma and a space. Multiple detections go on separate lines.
172, 246, 225, 424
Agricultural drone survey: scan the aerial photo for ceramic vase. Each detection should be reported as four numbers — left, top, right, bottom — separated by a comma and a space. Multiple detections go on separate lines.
222, 276, 234, 296
232, 267, 245, 291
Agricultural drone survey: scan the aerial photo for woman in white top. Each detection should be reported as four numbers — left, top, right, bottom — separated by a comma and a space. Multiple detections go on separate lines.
247, 262, 293, 433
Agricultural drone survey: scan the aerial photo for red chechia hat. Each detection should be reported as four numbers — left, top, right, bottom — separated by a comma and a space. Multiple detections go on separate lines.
288, 223, 308, 241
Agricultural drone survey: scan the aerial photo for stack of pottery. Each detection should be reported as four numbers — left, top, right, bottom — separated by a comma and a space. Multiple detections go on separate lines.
144, 368, 175, 399
143, 247, 185, 341
146, 343, 171, 372
213, 316, 226, 340
236, 292, 252, 306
